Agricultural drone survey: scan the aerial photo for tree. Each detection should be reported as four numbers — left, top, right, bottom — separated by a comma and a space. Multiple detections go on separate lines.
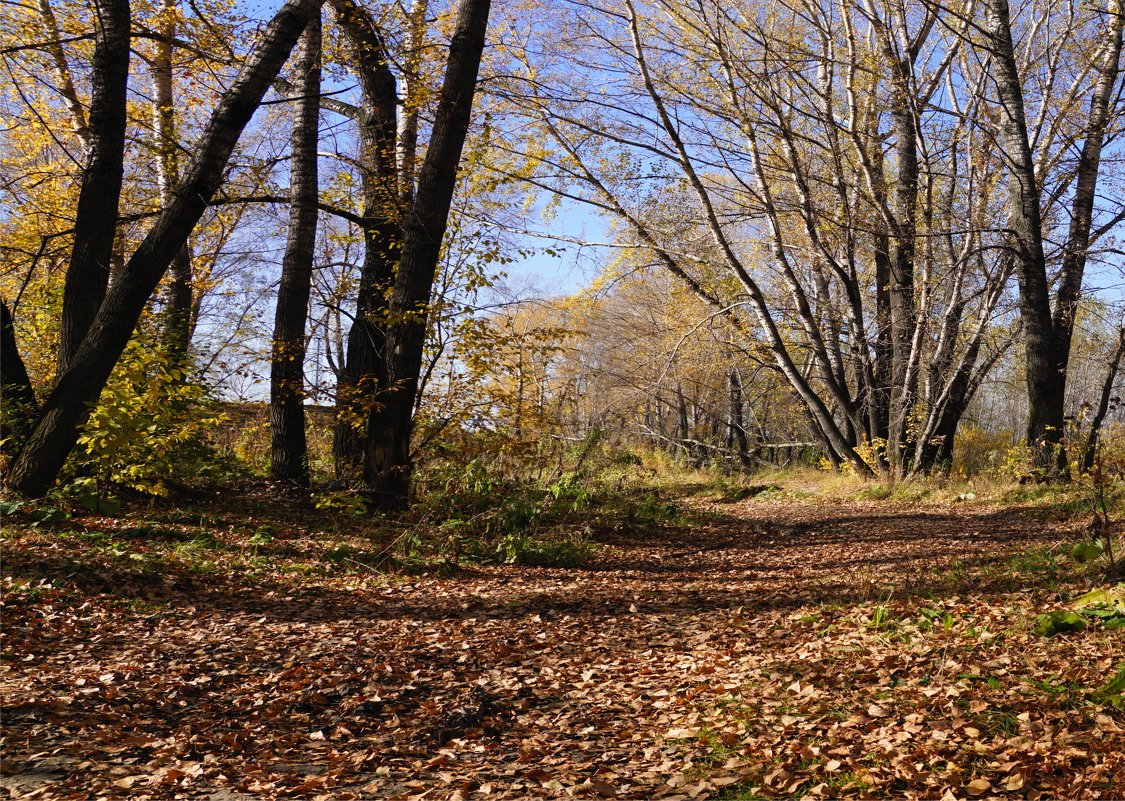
148, 0, 196, 358
6, 0, 322, 497
326, 0, 404, 480
495, 0, 1122, 477
269, 12, 322, 485
1, 300, 38, 440
54, 0, 129, 376
983, 0, 1123, 472
500, 0, 989, 474
1083, 325, 1125, 473
361, 0, 492, 506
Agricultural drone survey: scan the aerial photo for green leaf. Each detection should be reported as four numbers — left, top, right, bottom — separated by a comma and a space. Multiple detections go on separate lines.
29, 507, 69, 523
78, 493, 122, 516
1073, 585, 1125, 613
1102, 665, 1125, 695
1032, 610, 1086, 637
1071, 541, 1104, 562
0, 501, 23, 515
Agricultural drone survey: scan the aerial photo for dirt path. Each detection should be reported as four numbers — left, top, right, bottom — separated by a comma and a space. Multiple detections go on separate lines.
3, 497, 1122, 800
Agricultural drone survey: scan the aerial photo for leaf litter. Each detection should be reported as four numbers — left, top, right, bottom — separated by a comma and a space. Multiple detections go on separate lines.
2, 491, 1122, 799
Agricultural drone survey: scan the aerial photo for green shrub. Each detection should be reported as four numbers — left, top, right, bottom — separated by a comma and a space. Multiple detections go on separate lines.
314, 491, 368, 517
74, 340, 226, 496
493, 532, 595, 567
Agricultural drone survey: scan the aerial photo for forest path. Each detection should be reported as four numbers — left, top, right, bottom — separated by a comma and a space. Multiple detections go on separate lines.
3, 495, 1122, 800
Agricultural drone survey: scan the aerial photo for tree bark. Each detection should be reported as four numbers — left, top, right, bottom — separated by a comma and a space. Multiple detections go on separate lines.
35, 0, 89, 149
56, 0, 130, 376
1082, 326, 1125, 474
1, 301, 37, 442
362, 0, 492, 507
151, 0, 196, 358
7, 0, 321, 497
887, 58, 919, 472
270, 12, 321, 485
329, 0, 401, 480
727, 369, 751, 468
1052, 0, 1124, 437
986, 0, 1063, 472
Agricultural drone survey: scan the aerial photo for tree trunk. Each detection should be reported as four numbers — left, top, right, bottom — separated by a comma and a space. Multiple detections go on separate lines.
35, 0, 89, 149
872, 232, 893, 444
1052, 0, 1124, 441
675, 382, 691, 457
151, 0, 195, 358
887, 60, 918, 472
727, 369, 751, 468
1, 301, 37, 442
7, 0, 321, 498
1082, 327, 1125, 474
986, 0, 1063, 473
362, 0, 491, 507
270, 12, 322, 485
56, 0, 130, 376
329, 0, 401, 480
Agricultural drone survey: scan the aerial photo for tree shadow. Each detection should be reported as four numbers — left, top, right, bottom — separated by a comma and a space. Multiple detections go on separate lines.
3, 501, 1075, 641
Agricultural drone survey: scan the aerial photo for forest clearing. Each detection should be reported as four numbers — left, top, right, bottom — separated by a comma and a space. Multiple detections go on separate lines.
2, 0, 1125, 796
2, 473, 1124, 800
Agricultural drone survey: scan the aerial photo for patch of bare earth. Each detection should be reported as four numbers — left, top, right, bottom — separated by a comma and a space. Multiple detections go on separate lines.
2, 498, 1122, 799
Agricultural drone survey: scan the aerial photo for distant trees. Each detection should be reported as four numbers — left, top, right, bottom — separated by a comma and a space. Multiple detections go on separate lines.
457, 270, 813, 471
500, 0, 1124, 477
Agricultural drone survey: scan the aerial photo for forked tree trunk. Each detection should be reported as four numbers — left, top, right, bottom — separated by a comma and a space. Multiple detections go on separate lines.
7, 0, 321, 497
329, 0, 401, 480
1053, 0, 1124, 445
362, 0, 492, 507
56, 0, 130, 376
986, 0, 1123, 474
270, 13, 322, 485
986, 0, 1063, 472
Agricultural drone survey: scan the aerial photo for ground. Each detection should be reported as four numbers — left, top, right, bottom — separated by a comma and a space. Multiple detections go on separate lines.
2, 485, 1123, 800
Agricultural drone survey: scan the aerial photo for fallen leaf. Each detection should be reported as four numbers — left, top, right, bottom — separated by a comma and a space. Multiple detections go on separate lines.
966, 778, 991, 795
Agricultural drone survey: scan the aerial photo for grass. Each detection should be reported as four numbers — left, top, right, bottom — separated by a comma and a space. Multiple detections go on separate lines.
716, 783, 770, 800
0, 462, 690, 593
674, 462, 1109, 522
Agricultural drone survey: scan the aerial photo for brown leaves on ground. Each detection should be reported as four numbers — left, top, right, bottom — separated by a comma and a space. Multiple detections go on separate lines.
2, 492, 1123, 800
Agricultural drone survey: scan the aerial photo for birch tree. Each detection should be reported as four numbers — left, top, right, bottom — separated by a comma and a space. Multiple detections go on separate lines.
499, 0, 1122, 475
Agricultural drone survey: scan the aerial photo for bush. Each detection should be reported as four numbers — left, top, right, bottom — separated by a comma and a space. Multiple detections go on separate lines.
401, 455, 685, 568
492, 532, 595, 567
951, 426, 1018, 479
73, 340, 227, 496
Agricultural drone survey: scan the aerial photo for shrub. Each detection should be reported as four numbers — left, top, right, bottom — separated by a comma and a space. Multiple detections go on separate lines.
73, 340, 226, 497
951, 426, 1017, 479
